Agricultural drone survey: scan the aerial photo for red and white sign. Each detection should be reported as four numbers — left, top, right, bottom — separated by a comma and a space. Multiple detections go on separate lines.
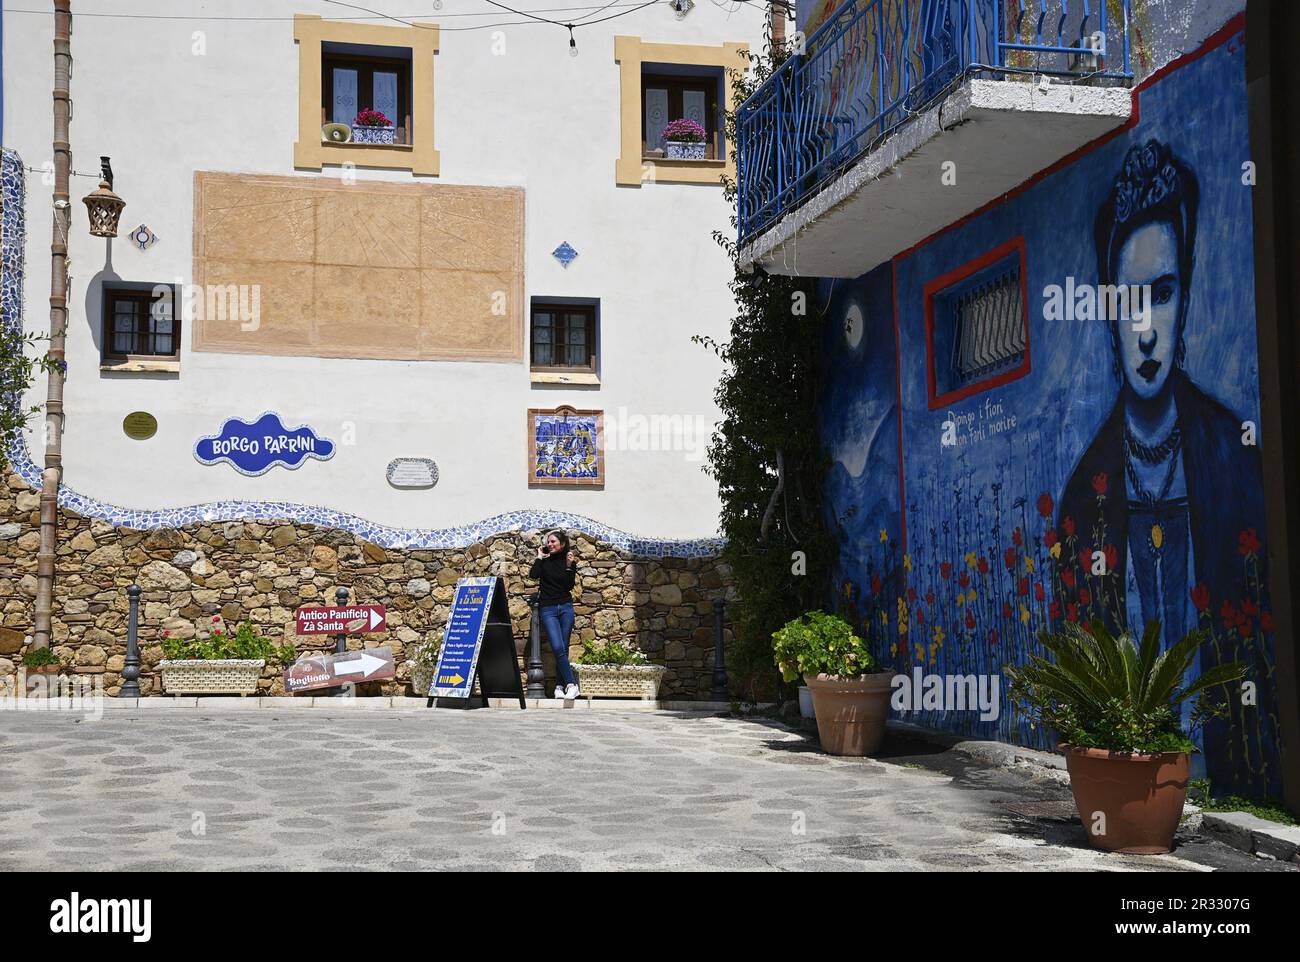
295, 604, 387, 636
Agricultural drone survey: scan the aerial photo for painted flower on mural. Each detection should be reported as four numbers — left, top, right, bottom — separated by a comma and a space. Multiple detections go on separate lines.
977, 555, 989, 575
964, 609, 975, 630
1191, 583, 1211, 612
354, 108, 393, 127
958, 571, 970, 589
1238, 527, 1263, 556
939, 562, 951, 581
1003, 546, 1017, 571
1012, 527, 1023, 547
1091, 472, 1108, 497
1044, 527, 1057, 549
1078, 587, 1092, 606
1034, 581, 1045, 603
1062, 516, 1076, 538
1036, 493, 1054, 519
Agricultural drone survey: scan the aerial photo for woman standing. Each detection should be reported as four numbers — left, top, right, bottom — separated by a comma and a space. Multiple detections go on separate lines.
530, 530, 581, 699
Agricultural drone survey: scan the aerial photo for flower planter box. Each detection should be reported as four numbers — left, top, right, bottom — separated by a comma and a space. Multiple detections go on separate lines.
804, 672, 894, 756
410, 665, 433, 697
574, 663, 666, 699
160, 659, 264, 695
24, 664, 60, 698
351, 124, 396, 145
1061, 745, 1190, 854
665, 141, 706, 160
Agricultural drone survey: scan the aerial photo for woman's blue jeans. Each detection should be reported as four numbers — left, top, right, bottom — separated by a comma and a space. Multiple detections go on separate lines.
539, 601, 577, 688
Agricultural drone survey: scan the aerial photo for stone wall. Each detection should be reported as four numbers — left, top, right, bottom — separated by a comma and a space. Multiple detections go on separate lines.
0, 473, 734, 698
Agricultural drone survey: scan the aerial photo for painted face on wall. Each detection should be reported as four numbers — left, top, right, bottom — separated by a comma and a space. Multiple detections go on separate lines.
1115, 220, 1183, 402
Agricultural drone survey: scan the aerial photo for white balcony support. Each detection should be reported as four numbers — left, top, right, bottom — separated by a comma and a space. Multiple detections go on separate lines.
739, 77, 1132, 278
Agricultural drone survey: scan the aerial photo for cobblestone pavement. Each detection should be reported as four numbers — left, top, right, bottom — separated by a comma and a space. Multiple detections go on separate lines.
0, 708, 1257, 872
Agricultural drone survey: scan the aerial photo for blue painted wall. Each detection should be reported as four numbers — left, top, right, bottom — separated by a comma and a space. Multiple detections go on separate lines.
820, 16, 1280, 797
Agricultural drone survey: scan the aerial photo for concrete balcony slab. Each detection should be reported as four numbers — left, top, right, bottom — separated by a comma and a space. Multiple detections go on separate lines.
740, 77, 1132, 278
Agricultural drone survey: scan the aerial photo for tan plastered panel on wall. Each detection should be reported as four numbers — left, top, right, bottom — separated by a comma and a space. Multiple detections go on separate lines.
191, 172, 524, 362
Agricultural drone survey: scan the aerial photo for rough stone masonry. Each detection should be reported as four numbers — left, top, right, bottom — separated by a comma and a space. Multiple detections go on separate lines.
0, 473, 734, 698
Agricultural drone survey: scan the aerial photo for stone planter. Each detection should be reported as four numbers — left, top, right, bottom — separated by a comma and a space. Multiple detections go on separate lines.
1061, 744, 1190, 854
160, 659, 264, 695
351, 124, 396, 145
804, 672, 894, 756
23, 663, 61, 698
574, 663, 666, 699
665, 140, 706, 160
410, 664, 433, 697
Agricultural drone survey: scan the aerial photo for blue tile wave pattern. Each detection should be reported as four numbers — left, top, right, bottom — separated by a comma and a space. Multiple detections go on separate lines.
0, 150, 722, 559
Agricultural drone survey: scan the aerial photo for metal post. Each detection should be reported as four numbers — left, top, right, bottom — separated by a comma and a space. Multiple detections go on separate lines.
332, 586, 348, 697
711, 598, 728, 701
119, 584, 141, 697
526, 593, 545, 698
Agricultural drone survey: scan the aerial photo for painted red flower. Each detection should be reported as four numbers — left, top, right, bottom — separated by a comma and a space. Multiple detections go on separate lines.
1221, 601, 1239, 632
1091, 472, 1108, 497
940, 562, 952, 581
1061, 567, 1076, 589
977, 556, 989, 575
1017, 577, 1029, 597
1238, 528, 1262, 555
908, 587, 918, 603
871, 574, 882, 595
1004, 547, 1017, 571
1063, 516, 1076, 538
1262, 610, 1274, 633
965, 610, 976, 630
1242, 619, 1255, 636
958, 571, 971, 589
925, 590, 935, 606
1037, 493, 1054, 519
1078, 587, 1092, 606
1241, 598, 1259, 617
1012, 527, 1023, 547
1034, 581, 1045, 603
916, 607, 926, 625
1044, 528, 1057, 549
1002, 602, 1013, 620
1080, 546, 1093, 572
989, 629, 1000, 646
1104, 544, 1118, 573
1190, 584, 1210, 612
1066, 603, 1079, 622
1050, 599, 1062, 620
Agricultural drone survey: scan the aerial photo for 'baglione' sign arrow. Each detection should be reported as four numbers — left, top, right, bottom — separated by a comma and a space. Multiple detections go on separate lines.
283, 646, 397, 694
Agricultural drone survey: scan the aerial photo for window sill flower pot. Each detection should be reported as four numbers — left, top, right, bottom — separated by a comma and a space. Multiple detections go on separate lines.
573, 663, 666, 699
23, 663, 61, 698
159, 659, 264, 695
1060, 744, 1190, 854
803, 672, 894, 756
351, 124, 396, 145
665, 140, 706, 160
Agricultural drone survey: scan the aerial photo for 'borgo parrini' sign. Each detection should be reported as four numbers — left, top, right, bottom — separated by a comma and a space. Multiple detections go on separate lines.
194, 412, 336, 476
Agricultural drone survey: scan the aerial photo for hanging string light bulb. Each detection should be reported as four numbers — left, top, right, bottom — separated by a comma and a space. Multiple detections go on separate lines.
568, 25, 578, 57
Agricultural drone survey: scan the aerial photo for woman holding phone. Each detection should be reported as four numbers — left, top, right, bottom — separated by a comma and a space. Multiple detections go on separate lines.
529, 529, 581, 699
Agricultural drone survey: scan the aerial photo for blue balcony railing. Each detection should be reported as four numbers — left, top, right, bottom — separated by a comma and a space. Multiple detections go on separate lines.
737, 0, 1132, 245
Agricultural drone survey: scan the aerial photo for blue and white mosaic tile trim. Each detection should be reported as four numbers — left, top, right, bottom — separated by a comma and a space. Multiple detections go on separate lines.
0, 150, 723, 559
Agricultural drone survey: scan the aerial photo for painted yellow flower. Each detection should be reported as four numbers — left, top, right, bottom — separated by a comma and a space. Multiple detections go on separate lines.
964, 551, 978, 569
957, 592, 965, 608
932, 625, 945, 644
904, 554, 912, 571
890, 642, 898, 657
880, 610, 888, 626
897, 597, 909, 635
1024, 556, 1035, 574
914, 644, 925, 662
1049, 542, 1062, 559
880, 528, 889, 544
1019, 604, 1031, 625
966, 589, 977, 604
1151, 524, 1164, 550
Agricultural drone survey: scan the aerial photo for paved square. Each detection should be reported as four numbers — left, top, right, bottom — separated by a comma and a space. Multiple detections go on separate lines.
0, 708, 1211, 871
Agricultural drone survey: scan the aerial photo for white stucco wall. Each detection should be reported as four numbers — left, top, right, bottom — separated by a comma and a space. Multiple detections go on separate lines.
2, 0, 765, 541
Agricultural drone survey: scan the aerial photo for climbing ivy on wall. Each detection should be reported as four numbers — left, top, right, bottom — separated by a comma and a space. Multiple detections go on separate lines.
0, 326, 55, 472
695, 29, 837, 701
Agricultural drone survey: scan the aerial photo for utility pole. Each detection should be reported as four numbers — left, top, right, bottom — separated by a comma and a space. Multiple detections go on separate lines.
33, 0, 72, 650
770, 0, 787, 54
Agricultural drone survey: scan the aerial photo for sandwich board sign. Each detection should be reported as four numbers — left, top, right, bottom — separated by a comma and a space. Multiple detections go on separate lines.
429, 576, 525, 709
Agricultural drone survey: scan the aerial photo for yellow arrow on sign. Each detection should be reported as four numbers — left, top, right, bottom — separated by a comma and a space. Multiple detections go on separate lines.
439, 674, 465, 686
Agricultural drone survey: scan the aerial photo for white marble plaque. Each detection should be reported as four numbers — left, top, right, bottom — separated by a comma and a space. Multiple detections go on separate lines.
386, 458, 439, 490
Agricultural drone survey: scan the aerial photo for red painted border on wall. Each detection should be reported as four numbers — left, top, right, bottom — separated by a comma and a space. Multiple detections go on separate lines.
923, 235, 1030, 411
885, 11, 1248, 555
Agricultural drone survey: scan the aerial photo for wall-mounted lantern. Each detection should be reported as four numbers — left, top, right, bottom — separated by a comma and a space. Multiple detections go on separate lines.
81, 156, 125, 237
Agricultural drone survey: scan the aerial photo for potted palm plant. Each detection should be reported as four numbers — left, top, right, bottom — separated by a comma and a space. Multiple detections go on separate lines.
573, 638, 666, 699
1006, 620, 1243, 854
159, 617, 295, 695
351, 108, 396, 145
663, 118, 707, 160
773, 611, 894, 756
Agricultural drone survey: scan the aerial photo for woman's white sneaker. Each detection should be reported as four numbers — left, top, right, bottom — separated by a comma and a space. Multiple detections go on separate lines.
564, 683, 581, 700
553, 686, 565, 699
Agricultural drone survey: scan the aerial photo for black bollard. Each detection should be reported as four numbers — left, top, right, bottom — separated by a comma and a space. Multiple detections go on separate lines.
526, 593, 545, 698
119, 584, 141, 698
711, 597, 728, 701
332, 586, 349, 697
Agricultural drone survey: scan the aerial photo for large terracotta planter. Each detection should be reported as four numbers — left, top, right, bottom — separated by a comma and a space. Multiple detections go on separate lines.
1061, 744, 1190, 854
804, 672, 894, 756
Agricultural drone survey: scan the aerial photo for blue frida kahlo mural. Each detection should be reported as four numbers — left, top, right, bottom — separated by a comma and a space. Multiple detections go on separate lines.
818, 15, 1280, 796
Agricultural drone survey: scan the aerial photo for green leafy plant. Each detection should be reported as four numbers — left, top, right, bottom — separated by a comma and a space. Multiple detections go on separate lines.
574, 637, 649, 667
161, 621, 291, 662
1187, 779, 1298, 825
1006, 619, 1244, 754
693, 32, 835, 704
409, 636, 443, 674
0, 327, 58, 473
772, 611, 879, 682
21, 646, 63, 668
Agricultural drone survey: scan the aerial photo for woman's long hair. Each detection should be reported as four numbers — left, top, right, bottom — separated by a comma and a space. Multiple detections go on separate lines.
546, 529, 571, 554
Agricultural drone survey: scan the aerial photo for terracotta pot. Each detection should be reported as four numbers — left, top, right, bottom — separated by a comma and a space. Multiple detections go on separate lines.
1061, 744, 1190, 854
23, 663, 60, 697
803, 672, 894, 756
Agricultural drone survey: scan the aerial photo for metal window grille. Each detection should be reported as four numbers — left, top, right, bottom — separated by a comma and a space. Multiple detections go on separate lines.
949, 262, 1024, 387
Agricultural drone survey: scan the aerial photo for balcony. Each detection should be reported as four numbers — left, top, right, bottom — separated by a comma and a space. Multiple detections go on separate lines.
737, 0, 1135, 277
